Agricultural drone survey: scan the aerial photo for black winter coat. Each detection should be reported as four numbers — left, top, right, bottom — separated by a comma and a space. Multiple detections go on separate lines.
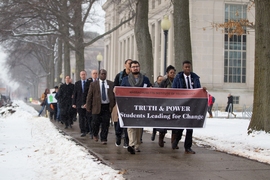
57, 83, 74, 110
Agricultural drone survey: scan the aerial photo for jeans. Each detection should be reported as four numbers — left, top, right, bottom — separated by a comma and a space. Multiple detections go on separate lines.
56, 103, 60, 121
38, 104, 46, 116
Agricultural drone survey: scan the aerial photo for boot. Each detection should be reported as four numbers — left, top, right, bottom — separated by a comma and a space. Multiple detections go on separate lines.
232, 113, 236, 118
151, 129, 157, 141
158, 132, 165, 147
171, 133, 179, 149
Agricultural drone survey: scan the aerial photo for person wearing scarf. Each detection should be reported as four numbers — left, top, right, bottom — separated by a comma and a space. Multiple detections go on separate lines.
121, 60, 152, 154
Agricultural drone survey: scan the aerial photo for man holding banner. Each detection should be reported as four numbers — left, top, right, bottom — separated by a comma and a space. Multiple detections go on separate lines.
121, 60, 152, 154
172, 60, 206, 154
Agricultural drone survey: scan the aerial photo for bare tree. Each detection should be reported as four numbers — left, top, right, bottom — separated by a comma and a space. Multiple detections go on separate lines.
0, 0, 136, 82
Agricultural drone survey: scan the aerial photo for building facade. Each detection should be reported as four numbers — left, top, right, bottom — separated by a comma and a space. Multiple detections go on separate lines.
102, 0, 255, 110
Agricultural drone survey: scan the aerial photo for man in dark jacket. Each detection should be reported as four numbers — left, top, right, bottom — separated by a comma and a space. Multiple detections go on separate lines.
225, 93, 236, 118
121, 60, 152, 154
56, 75, 74, 129
113, 59, 132, 148
172, 60, 204, 154
72, 70, 90, 137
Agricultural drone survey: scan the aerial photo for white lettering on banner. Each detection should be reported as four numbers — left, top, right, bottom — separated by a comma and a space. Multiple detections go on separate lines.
172, 114, 181, 119
147, 113, 171, 120
183, 114, 204, 120
133, 105, 191, 112
120, 112, 146, 118
134, 105, 158, 111
165, 106, 190, 112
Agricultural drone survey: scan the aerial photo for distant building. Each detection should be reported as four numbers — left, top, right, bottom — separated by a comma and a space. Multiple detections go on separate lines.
70, 31, 104, 81
102, 0, 255, 110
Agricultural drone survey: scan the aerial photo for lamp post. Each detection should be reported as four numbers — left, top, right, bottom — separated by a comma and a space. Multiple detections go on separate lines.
161, 15, 171, 75
71, 68, 75, 81
96, 52, 103, 72
59, 73, 63, 82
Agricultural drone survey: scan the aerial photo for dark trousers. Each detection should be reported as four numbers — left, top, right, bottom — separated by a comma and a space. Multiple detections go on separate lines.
77, 108, 89, 133
157, 128, 181, 135
60, 105, 73, 127
175, 129, 193, 149
157, 128, 168, 134
86, 112, 93, 135
61, 112, 73, 127
92, 104, 111, 142
208, 104, 213, 116
50, 103, 57, 120
114, 121, 129, 145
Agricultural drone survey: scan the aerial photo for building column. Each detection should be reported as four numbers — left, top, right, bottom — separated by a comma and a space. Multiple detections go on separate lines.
154, 20, 160, 79
168, 13, 174, 67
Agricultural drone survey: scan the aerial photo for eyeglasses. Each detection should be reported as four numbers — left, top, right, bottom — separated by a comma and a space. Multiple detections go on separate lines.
131, 66, 140, 69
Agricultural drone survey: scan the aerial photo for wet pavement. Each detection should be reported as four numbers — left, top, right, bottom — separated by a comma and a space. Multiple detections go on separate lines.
32, 104, 270, 180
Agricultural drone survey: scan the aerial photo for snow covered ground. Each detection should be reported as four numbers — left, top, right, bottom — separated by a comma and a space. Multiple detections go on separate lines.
1, 100, 270, 180
0, 101, 124, 180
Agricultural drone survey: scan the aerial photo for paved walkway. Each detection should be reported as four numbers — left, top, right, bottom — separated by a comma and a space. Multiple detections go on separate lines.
52, 121, 270, 180
33, 104, 270, 180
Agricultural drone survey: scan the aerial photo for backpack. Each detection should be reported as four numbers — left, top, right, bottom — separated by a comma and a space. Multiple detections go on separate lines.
118, 71, 124, 85
212, 96, 215, 103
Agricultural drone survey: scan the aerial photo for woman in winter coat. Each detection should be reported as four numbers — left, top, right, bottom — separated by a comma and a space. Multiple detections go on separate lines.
38, 88, 50, 117
157, 65, 176, 148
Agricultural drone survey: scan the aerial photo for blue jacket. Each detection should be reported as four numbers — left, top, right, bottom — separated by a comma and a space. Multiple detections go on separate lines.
121, 75, 152, 87
172, 71, 201, 89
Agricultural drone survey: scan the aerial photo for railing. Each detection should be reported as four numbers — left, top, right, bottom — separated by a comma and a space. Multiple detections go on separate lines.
242, 105, 253, 118
212, 103, 252, 119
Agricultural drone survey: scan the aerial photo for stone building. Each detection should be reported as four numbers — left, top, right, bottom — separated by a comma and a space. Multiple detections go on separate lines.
102, 0, 255, 110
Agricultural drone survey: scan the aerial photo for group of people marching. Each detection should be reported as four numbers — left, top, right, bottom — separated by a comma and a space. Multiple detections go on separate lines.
39, 59, 206, 155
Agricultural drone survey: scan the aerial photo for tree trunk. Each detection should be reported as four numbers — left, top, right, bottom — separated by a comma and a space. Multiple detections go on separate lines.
57, 38, 63, 84
63, 38, 71, 79
48, 36, 57, 88
248, 0, 270, 133
173, 0, 192, 70
72, 0, 85, 81
62, 0, 71, 78
134, 0, 154, 82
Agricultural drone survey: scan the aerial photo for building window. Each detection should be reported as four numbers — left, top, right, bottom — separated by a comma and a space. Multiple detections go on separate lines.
224, 4, 247, 83
152, 0, 155, 9
131, 35, 134, 58
127, 37, 130, 58
123, 39, 126, 60
233, 96, 239, 104
151, 23, 155, 57
120, 41, 122, 62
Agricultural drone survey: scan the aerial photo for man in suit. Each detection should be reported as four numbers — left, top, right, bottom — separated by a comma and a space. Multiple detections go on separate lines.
86, 69, 115, 144
85, 69, 98, 138
88, 69, 98, 82
72, 70, 89, 137
172, 60, 206, 154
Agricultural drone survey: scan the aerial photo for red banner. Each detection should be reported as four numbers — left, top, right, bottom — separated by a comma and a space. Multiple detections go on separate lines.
115, 87, 208, 128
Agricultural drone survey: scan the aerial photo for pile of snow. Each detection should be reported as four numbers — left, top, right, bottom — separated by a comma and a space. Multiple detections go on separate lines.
0, 100, 124, 180
145, 111, 270, 165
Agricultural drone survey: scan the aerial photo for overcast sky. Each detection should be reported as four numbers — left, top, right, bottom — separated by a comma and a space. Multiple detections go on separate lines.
85, 0, 106, 34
